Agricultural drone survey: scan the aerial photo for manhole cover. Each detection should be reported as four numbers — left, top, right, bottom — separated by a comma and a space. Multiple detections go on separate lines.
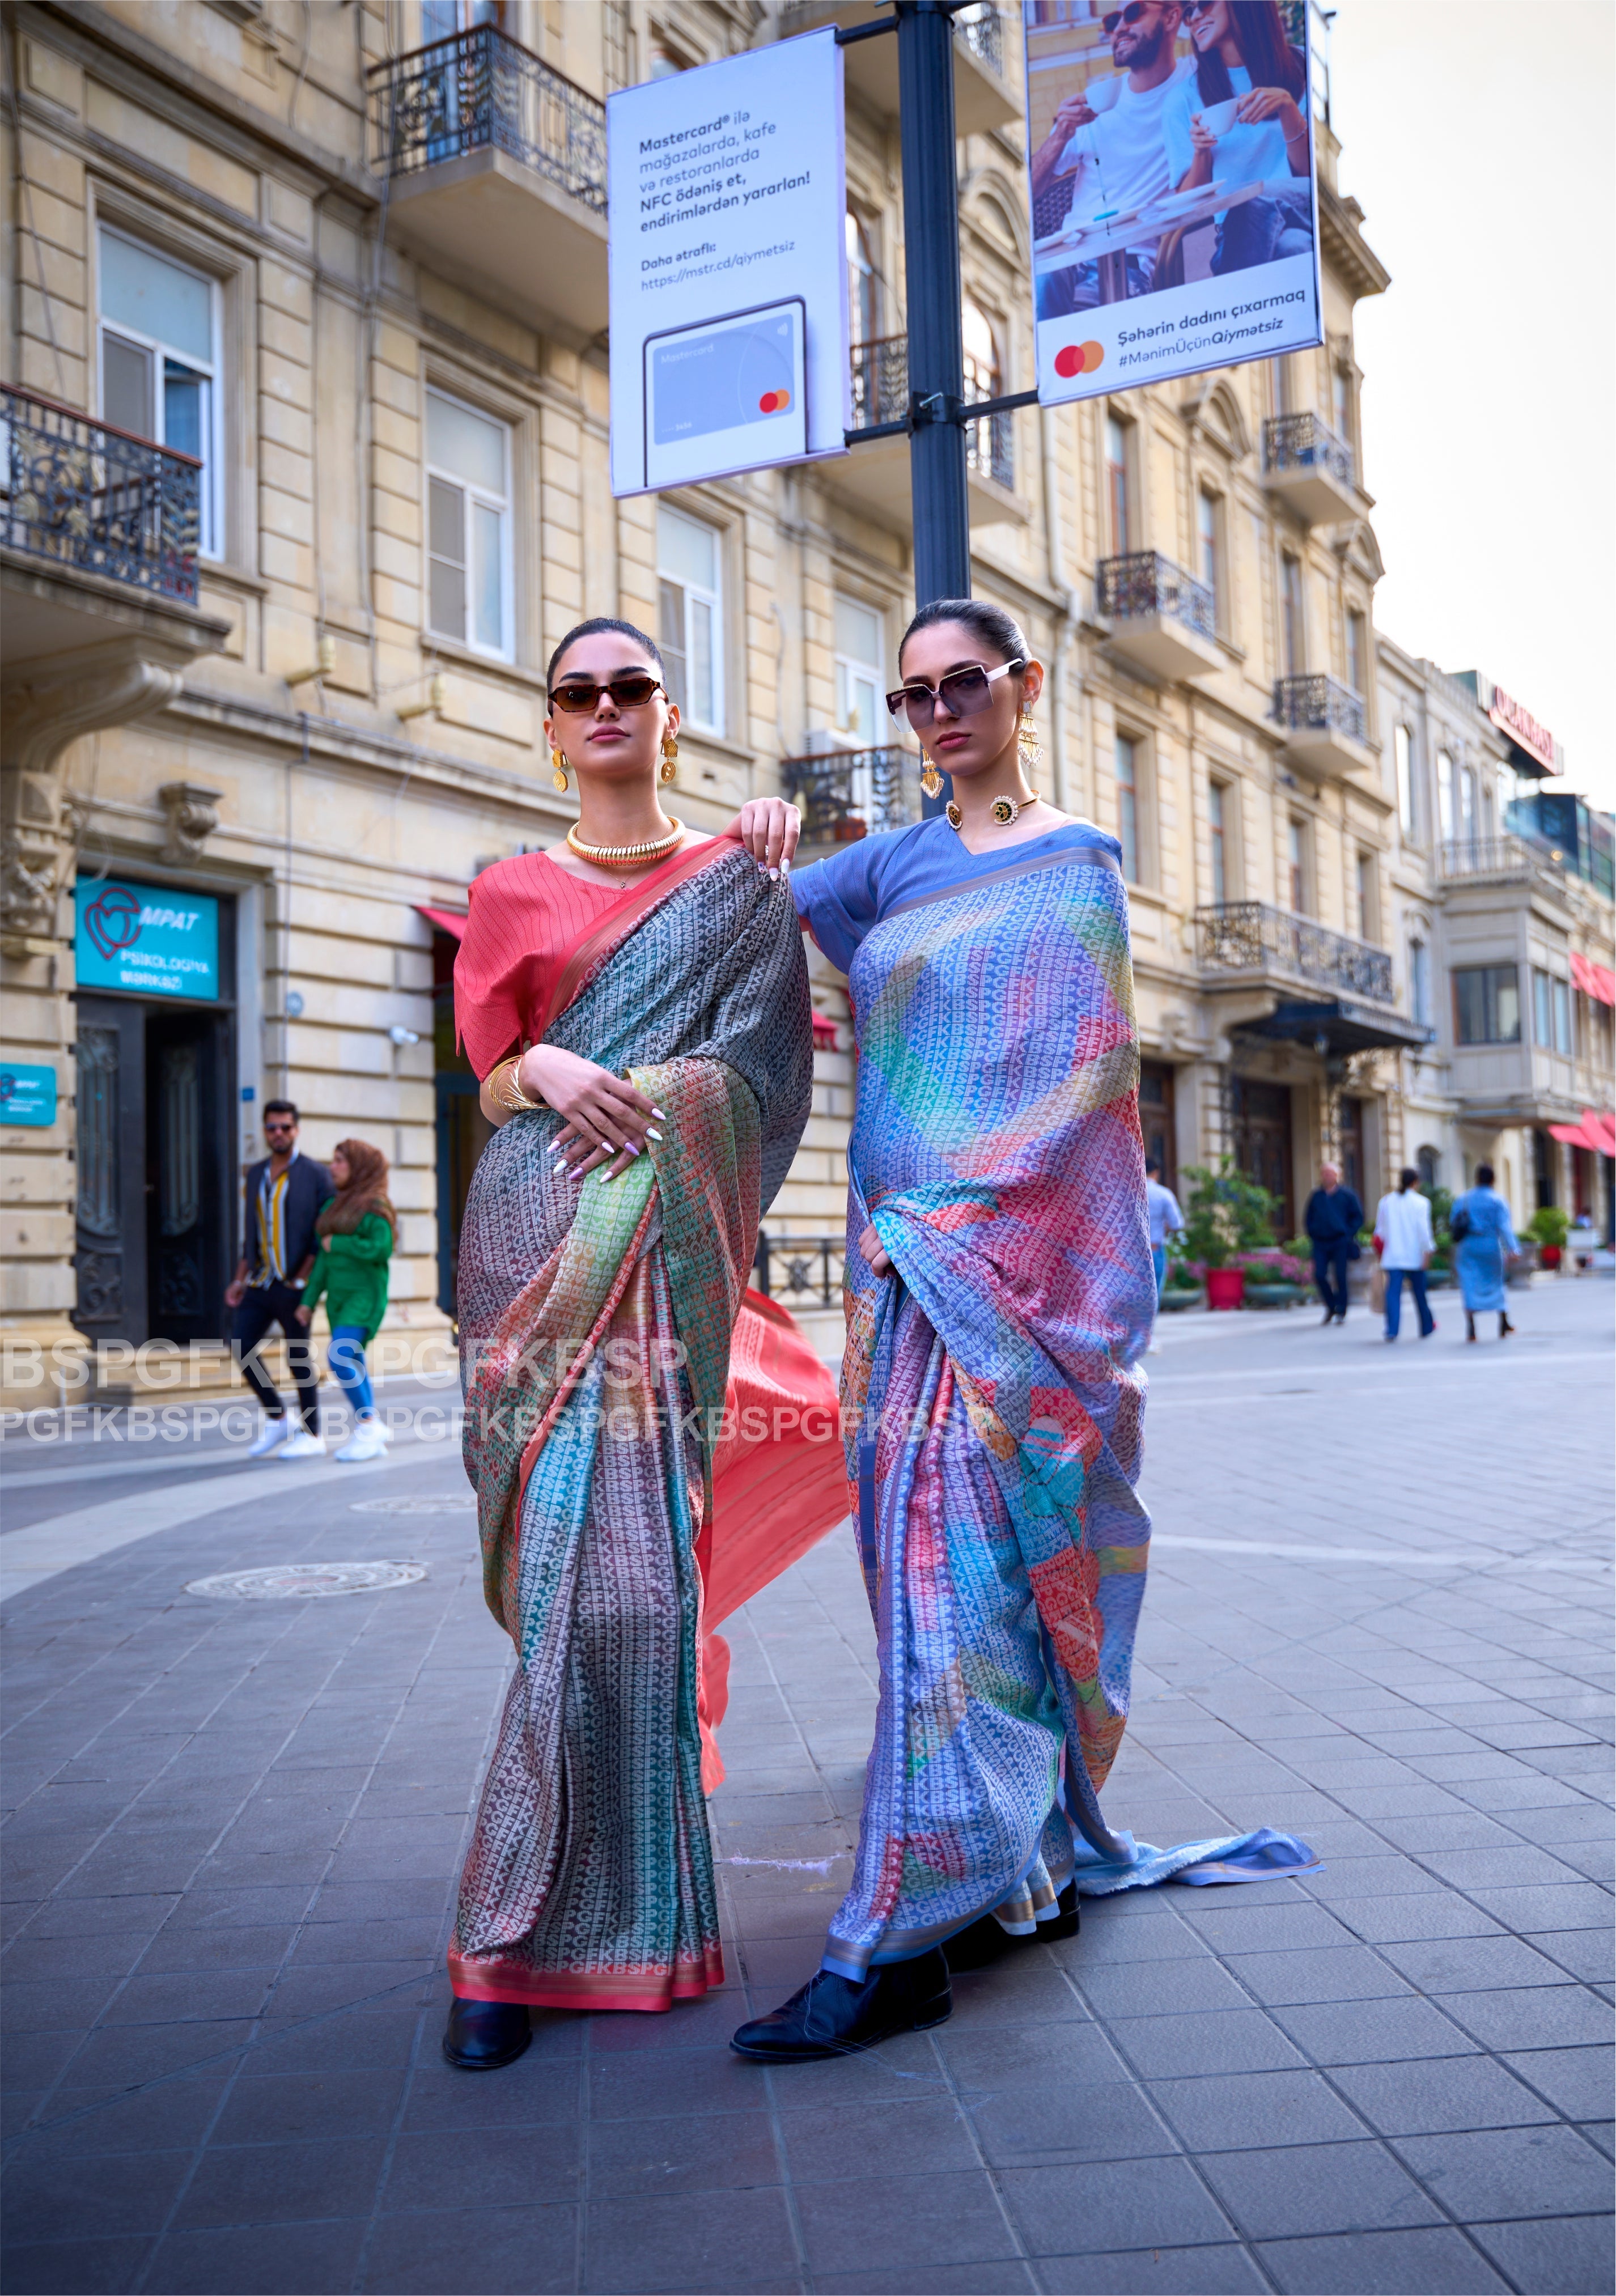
350, 1495, 476, 1515
185, 1561, 427, 1601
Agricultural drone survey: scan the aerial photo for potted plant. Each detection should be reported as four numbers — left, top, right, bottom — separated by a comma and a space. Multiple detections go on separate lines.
1238, 1249, 1309, 1308
1526, 1204, 1570, 1271
1177, 1160, 1282, 1312
1158, 1253, 1205, 1312
1419, 1183, 1456, 1287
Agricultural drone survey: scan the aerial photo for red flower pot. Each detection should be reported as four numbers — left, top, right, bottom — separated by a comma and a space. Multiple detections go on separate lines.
1205, 1267, 1246, 1312
1539, 1245, 1562, 1270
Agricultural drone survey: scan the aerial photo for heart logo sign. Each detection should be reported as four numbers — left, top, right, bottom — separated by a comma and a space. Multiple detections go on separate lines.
83, 885, 143, 961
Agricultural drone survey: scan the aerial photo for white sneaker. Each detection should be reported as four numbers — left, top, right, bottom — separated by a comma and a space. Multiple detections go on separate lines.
275, 1428, 325, 1459
247, 1417, 293, 1458
333, 1421, 388, 1463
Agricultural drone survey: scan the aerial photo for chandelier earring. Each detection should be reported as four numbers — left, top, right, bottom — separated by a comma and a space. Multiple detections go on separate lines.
550, 746, 569, 793
659, 731, 679, 785
1017, 711, 1043, 779
919, 752, 943, 801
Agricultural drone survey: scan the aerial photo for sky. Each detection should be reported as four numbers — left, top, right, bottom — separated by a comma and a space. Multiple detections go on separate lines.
1327, 0, 1615, 808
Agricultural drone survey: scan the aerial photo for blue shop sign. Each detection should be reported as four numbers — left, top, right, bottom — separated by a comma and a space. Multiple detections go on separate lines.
0, 1063, 58, 1127
75, 878, 220, 1001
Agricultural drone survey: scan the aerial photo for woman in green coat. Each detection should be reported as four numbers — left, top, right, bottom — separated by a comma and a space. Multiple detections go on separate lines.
296, 1138, 397, 1462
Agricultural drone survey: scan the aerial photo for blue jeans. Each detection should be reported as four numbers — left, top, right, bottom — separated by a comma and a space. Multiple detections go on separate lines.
328, 1325, 375, 1417
1215, 184, 1313, 275
1385, 1268, 1435, 1340
1151, 1245, 1167, 1300
1036, 251, 1153, 319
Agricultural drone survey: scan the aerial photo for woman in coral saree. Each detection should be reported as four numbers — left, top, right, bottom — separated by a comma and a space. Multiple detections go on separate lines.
445, 618, 842, 2069
735, 600, 1316, 2063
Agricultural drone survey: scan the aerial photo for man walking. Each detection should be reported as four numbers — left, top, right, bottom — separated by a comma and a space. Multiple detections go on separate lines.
1304, 1160, 1363, 1326
1144, 1156, 1184, 1354
1374, 1168, 1437, 1342
226, 1101, 333, 1456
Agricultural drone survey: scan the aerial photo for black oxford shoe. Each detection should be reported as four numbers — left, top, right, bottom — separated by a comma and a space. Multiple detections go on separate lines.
731, 1947, 951, 2062
442, 1996, 532, 2070
944, 1881, 1080, 1972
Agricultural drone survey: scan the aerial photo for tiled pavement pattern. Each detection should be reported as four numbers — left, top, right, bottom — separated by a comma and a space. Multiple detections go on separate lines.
2, 1281, 1611, 2295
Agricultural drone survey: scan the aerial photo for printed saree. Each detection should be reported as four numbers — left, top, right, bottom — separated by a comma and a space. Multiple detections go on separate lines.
796, 824, 1316, 1980
449, 839, 845, 2010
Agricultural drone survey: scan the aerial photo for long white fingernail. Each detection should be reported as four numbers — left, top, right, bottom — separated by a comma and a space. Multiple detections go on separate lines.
768, 865, 779, 880
623, 1141, 641, 1157
646, 1128, 663, 1141
781, 857, 791, 876
652, 1108, 667, 1119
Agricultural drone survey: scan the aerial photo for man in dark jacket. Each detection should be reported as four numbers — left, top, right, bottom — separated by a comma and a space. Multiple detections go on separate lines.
227, 1101, 334, 1455
1304, 1161, 1363, 1326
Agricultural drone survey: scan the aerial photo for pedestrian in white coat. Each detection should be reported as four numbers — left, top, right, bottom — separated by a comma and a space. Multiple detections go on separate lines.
1374, 1168, 1436, 1342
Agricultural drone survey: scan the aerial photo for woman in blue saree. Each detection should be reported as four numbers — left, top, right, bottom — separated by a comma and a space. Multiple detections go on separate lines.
732, 600, 1315, 2064
1452, 1161, 1520, 1342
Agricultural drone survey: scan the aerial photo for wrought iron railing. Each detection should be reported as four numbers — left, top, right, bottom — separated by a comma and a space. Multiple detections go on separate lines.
1197, 901, 1394, 1004
371, 23, 606, 211
754, 1233, 846, 1313
847, 333, 1015, 486
1437, 835, 1550, 883
1262, 411, 1355, 491
1272, 672, 1369, 747
1, 386, 202, 604
954, 4, 1006, 78
781, 746, 924, 847
1097, 551, 1216, 642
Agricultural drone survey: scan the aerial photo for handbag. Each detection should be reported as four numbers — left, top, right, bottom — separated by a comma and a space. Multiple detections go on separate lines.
1450, 1204, 1472, 1244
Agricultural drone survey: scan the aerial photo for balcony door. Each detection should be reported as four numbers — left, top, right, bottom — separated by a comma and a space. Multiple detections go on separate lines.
1229, 1076, 1294, 1243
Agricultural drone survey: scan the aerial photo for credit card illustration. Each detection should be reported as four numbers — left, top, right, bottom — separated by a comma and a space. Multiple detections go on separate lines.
644, 298, 807, 488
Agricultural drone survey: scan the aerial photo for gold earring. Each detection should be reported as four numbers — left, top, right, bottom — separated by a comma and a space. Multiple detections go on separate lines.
1017, 712, 1042, 778
660, 731, 678, 786
919, 752, 943, 800
550, 747, 569, 793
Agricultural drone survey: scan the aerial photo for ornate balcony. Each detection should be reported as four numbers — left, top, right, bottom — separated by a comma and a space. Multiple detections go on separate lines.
2, 387, 201, 608
368, 25, 607, 333
753, 1232, 846, 1313
1197, 901, 1394, 1004
1261, 411, 1358, 525
1271, 672, 1376, 780
778, 3, 1017, 135
1096, 551, 1221, 683
780, 745, 923, 850
837, 336, 1023, 532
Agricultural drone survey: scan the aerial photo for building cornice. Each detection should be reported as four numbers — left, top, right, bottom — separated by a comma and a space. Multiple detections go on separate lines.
1320, 183, 1390, 301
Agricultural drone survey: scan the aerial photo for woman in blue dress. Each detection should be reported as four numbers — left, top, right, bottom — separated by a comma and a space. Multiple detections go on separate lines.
1452, 1161, 1519, 1343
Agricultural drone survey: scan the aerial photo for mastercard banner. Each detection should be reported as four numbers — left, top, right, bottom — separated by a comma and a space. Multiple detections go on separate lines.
607, 31, 848, 496
1022, 0, 1324, 408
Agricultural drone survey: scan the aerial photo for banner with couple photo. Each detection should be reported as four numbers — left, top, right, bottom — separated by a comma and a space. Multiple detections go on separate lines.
1024, 0, 1324, 403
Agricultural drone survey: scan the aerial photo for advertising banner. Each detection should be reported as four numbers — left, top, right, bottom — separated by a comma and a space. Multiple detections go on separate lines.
1023, 0, 1322, 405
608, 31, 847, 497
0, 1063, 57, 1127
74, 878, 220, 1001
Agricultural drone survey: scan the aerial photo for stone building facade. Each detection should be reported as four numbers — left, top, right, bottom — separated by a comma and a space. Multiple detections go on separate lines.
1, 0, 1515, 1403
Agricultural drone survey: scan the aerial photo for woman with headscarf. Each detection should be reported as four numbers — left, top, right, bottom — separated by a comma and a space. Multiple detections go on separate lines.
295, 1138, 396, 1463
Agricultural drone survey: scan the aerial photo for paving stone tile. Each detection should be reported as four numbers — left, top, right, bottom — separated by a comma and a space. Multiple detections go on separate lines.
1079, 1957, 1253, 2020
1331, 1894, 1505, 1946
936, 2019, 1133, 2089
1196, 2138, 1443, 2240
1329, 2052, 1558, 2137
1468, 2214, 1615, 2296
1501, 2047, 1615, 2122
1147, 2068, 1367, 2152
1394, 2124, 1614, 2222
1034, 2248, 1266, 2294
1104, 2008, 1305, 2081
1255, 2227, 1509, 2293
582, 2185, 799, 2291
1435, 1986, 1614, 2053
1001, 2157, 1236, 2256
816, 2269, 1035, 2296
775, 2096, 978, 2183
0, 2236, 150, 2293
173, 2134, 388, 2228
141, 2219, 371, 2295
1379, 1933, 1575, 1993
589, 2042, 766, 2120
10, 2075, 226, 2158
1223, 1945, 1415, 2008
965, 2072, 1178, 2168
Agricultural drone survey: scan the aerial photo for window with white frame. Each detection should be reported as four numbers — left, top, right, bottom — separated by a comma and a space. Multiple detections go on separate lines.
1409, 937, 1431, 1027
658, 505, 723, 734
1115, 735, 1140, 884
425, 389, 512, 656
97, 227, 221, 556
1208, 779, 1228, 905
1346, 605, 1367, 696
1197, 490, 1220, 619
1287, 814, 1309, 913
1394, 723, 1415, 837
1436, 749, 1454, 842
1355, 849, 1377, 942
833, 596, 884, 746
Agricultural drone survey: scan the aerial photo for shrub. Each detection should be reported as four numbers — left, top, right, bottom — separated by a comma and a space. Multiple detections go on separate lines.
1176, 1158, 1280, 1271
1526, 1205, 1570, 1250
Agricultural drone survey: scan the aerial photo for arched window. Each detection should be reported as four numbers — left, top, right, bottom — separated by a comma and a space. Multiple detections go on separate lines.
846, 212, 877, 347
1416, 1145, 1439, 1190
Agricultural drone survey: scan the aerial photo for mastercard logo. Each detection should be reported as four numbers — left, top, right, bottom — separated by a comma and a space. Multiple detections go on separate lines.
758, 388, 791, 413
1053, 340, 1105, 379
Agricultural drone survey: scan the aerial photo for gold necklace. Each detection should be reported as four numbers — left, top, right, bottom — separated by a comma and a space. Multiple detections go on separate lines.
945, 791, 1041, 832
566, 817, 684, 869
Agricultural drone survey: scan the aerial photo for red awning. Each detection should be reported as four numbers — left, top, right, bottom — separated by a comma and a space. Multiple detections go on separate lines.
1550, 1110, 1616, 1155
1570, 951, 1616, 1006
418, 905, 467, 940
811, 1012, 839, 1050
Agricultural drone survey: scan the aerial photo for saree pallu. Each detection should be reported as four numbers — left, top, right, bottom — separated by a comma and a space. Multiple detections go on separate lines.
450, 842, 841, 2011
824, 838, 1315, 1979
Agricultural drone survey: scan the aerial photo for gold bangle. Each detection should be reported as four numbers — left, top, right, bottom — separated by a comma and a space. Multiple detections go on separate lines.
489, 1056, 542, 1114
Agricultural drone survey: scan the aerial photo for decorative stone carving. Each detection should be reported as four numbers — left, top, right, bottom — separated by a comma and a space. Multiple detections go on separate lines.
158, 782, 224, 867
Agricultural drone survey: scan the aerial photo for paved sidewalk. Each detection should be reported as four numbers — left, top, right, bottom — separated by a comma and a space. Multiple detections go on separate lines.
2, 1283, 1611, 2294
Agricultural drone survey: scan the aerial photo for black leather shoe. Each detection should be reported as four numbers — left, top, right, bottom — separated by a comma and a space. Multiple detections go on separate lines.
731, 1948, 951, 2061
944, 1881, 1080, 1971
442, 1996, 532, 2070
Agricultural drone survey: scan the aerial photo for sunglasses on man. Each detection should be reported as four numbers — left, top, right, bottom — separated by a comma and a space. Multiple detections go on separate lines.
264, 1121, 296, 1137
885, 658, 1025, 731
1101, 1, 1159, 31
548, 673, 668, 714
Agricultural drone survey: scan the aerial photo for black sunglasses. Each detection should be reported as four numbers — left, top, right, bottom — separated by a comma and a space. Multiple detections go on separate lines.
549, 673, 667, 713
264, 1121, 296, 1135
886, 658, 1025, 729
1102, 1, 1153, 30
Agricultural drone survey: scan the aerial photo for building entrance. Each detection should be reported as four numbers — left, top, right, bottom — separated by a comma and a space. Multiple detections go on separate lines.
1229, 1075, 1295, 1241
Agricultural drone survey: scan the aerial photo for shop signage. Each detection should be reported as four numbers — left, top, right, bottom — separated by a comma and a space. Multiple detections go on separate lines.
1486, 685, 1558, 774
74, 878, 220, 1001
0, 1063, 57, 1127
